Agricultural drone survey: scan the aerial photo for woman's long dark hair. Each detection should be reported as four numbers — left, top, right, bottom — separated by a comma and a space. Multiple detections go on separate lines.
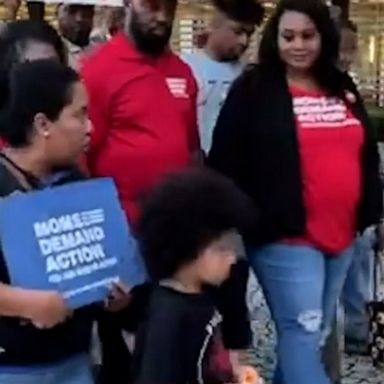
258, 0, 344, 97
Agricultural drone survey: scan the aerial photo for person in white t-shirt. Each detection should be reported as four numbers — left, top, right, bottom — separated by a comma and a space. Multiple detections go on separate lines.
182, 0, 264, 373
182, 0, 264, 156
57, 3, 95, 71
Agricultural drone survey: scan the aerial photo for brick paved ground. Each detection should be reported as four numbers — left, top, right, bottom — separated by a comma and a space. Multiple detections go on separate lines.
247, 274, 383, 384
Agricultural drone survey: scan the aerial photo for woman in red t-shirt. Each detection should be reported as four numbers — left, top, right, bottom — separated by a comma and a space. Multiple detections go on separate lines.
208, 0, 382, 383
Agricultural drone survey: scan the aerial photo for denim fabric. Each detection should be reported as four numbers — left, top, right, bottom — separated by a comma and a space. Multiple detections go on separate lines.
343, 229, 375, 343
248, 243, 354, 384
0, 355, 94, 384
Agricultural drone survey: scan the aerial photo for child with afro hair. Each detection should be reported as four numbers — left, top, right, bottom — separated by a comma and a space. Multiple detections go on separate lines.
131, 168, 259, 384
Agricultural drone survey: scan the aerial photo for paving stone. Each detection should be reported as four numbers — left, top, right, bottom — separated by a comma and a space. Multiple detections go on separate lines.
247, 274, 384, 383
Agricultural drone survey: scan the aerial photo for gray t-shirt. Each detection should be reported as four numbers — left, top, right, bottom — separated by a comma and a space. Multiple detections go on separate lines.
182, 51, 243, 154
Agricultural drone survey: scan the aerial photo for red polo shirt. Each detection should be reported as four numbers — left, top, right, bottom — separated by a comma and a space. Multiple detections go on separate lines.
81, 33, 198, 225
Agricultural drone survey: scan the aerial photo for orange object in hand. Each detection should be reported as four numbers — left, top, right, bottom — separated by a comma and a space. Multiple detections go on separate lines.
238, 365, 262, 384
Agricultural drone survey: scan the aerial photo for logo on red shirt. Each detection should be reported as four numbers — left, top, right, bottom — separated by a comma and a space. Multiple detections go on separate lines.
166, 77, 189, 99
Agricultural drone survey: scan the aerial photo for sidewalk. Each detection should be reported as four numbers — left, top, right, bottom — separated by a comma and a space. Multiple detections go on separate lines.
343, 355, 381, 384
247, 273, 383, 384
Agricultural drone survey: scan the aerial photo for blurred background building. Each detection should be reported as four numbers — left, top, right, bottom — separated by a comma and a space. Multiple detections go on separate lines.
172, 0, 384, 109
2, 0, 384, 107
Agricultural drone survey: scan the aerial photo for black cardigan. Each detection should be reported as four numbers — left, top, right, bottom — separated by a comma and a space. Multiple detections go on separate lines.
207, 65, 383, 246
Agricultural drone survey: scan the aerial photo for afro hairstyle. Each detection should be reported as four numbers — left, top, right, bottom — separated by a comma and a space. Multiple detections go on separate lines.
137, 168, 256, 281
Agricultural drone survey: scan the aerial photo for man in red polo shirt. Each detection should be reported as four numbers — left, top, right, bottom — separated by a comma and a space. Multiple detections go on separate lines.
82, 1, 249, 382
82, 1, 198, 382
81, 0, 199, 226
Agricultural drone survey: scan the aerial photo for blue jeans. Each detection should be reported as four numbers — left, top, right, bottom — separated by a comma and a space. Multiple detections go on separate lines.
248, 243, 354, 384
343, 229, 375, 343
0, 355, 94, 384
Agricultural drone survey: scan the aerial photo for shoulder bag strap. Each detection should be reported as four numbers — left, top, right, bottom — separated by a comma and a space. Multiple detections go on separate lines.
0, 155, 33, 192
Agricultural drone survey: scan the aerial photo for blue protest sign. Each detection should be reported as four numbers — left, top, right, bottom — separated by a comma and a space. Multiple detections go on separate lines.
0, 178, 147, 309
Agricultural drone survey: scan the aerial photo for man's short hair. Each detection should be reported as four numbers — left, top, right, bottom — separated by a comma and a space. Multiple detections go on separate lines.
213, 0, 265, 26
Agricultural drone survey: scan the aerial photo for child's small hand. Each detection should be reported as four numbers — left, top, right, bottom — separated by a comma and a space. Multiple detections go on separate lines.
229, 350, 248, 381
237, 365, 263, 384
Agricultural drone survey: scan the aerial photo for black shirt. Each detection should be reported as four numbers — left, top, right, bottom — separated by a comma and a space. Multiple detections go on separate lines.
208, 64, 383, 244
132, 286, 234, 384
0, 155, 95, 366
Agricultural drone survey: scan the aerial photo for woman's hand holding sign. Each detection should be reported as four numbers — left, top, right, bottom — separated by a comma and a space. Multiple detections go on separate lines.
25, 290, 71, 329
105, 281, 132, 313
0, 284, 70, 328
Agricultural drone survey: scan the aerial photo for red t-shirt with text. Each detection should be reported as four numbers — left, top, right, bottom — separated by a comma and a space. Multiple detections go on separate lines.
289, 85, 364, 253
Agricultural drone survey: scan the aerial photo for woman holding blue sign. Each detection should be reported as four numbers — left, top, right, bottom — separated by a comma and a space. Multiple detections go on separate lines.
0, 60, 96, 384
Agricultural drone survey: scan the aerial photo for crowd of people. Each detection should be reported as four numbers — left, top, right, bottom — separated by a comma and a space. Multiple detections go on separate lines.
0, 0, 381, 384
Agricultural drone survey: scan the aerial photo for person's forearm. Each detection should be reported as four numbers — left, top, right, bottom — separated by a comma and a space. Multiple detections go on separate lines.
216, 260, 251, 350
0, 283, 34, 318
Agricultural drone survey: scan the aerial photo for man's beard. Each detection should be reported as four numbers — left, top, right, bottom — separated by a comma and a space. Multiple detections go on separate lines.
65, 29, 90, 48
129, 11, 172, 56
72, 32, 90, 48
221, 46, 247, 63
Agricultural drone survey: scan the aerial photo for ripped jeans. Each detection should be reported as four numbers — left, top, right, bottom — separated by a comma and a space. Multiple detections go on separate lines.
249, 243, 354, 384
